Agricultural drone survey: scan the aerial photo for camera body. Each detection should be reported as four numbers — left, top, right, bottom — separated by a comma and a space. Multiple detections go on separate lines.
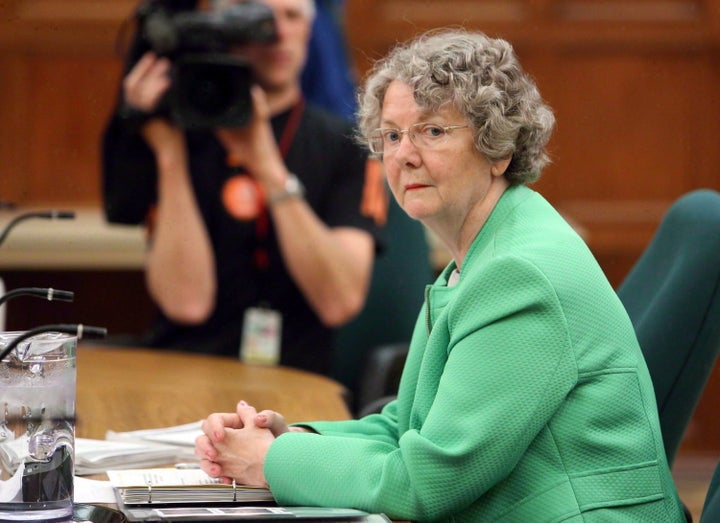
136, 0, 277, 129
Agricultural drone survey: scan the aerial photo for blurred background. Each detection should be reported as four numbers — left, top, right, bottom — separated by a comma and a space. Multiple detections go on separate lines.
0, 0, 718, 462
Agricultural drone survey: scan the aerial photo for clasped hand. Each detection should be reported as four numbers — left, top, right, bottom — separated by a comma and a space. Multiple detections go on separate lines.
195, 401, 307, 488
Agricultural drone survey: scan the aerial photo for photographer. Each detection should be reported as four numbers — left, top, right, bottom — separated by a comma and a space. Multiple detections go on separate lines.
101, 0, 385, 375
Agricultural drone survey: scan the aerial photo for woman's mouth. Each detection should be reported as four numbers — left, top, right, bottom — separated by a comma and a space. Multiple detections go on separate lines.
405, 183, 430, 191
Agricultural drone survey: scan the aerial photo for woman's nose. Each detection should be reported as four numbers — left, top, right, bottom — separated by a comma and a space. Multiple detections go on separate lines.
393, 133, 421, 166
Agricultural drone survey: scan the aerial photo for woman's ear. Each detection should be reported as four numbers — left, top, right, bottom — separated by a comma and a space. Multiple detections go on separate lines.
491, 157, 512, 177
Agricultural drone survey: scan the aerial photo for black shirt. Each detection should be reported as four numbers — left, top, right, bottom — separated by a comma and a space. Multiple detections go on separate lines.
101, 102, 382, 375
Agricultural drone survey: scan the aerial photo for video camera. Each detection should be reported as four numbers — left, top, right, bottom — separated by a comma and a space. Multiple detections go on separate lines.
134, 0, 277, 129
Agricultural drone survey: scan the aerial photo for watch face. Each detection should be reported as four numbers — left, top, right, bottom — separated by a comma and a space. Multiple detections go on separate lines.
271, 173, 305, 204
286, 175, 301, 195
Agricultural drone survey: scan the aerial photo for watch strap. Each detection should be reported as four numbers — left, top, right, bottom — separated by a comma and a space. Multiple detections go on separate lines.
268, 173, 305, 205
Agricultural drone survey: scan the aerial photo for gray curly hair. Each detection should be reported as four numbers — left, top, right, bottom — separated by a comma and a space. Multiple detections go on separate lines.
357, 29, 555, 184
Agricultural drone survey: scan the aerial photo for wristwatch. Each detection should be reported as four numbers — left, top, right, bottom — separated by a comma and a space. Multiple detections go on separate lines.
268, 173, 305, 205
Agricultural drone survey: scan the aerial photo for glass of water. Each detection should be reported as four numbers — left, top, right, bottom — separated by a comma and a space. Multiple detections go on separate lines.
0, 331, 76, 522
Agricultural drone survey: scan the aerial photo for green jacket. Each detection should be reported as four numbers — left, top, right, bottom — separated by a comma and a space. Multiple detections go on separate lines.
265, 185, 685, 522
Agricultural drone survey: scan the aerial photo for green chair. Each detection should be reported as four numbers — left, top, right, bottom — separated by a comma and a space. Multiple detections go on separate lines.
617, 189, 720, 468
333, 197, 434, 415
701, 459, 720, 522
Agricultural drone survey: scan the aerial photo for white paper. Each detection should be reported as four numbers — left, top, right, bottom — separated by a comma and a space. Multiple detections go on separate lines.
0, 460, 24, 502
0, 434, 26, 469
106, 420, 203, 447
75, 438, 187, 475
73, 476, 117, 504
106, 467, 222, 488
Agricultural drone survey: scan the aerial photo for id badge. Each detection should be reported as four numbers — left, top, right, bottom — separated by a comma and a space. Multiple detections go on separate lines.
240, 307, 282, 365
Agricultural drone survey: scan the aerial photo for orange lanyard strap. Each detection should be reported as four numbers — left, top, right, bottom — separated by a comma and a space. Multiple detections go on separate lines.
227, 99, 306, 271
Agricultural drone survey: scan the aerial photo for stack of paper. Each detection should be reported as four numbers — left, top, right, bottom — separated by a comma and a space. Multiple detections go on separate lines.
107, 469, 390, 522
107, 468, 275, 505
74, 421, 205, 475
106, 420, 204, 448
75, 438, 187, 475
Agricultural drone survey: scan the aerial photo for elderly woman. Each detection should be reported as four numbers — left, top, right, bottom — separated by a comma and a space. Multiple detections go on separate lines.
195, 29, 685, 521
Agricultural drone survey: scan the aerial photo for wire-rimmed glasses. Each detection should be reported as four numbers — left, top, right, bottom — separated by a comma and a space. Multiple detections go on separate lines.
368, 122, 470, 155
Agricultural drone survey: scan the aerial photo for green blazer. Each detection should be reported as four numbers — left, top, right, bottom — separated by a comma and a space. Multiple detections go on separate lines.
265, 186, 685, 522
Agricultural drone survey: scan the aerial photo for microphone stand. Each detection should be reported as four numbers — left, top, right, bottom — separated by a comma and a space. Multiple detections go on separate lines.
0, 209, 76, 329
0, 210, 75, 248
0, 287, 74, 307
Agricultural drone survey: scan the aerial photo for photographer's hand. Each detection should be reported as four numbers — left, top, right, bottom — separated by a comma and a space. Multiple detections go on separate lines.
215, 86, 373, 329
123, 52, 172, 113
215, 85, 289, 196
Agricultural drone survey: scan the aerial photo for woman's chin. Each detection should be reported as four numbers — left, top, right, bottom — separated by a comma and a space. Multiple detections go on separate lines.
401, 201, 435, 222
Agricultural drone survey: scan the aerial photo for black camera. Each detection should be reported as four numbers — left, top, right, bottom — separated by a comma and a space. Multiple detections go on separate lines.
135, 0, 277, 129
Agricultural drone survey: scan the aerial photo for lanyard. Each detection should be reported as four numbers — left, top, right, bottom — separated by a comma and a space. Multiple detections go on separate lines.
226, 98, 305, 272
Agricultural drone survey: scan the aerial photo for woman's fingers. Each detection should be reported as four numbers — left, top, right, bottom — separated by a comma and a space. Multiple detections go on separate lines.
255, 409, 290, 436
201, 412, 243, 443
236, 402, 260, 426
194, 433, 217, 461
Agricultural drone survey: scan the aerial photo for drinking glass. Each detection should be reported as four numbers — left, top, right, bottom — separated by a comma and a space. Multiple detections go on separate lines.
0, 331, 76, 522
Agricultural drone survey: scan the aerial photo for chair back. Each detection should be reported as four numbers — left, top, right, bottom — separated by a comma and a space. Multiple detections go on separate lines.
701, 458, 720, 521
617, 189, 720, 466
355, 342, 409, 417
333, 197, 433, 413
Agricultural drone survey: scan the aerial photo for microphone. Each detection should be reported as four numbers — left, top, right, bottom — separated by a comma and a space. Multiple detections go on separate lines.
0, 323, 107, 362
0, 210, 76, 248
0, 287, 75, 307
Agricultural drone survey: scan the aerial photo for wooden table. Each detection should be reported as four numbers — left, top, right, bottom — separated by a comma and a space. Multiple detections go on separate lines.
73, 345, 408, 522
75, 344, 351, 440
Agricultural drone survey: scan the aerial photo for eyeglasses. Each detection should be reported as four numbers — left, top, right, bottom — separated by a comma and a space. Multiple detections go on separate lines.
368, 122, 470, 155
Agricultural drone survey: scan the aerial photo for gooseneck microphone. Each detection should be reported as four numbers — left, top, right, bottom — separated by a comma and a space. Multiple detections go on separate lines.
0, 287, 75, 307
0, 324, 107, 362
0, 210, 76, 248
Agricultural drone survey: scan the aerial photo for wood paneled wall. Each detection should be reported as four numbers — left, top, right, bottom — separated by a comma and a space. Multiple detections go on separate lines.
1, 0, 719, 452
0, 0, 136, 204
345, 0, 720, 284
